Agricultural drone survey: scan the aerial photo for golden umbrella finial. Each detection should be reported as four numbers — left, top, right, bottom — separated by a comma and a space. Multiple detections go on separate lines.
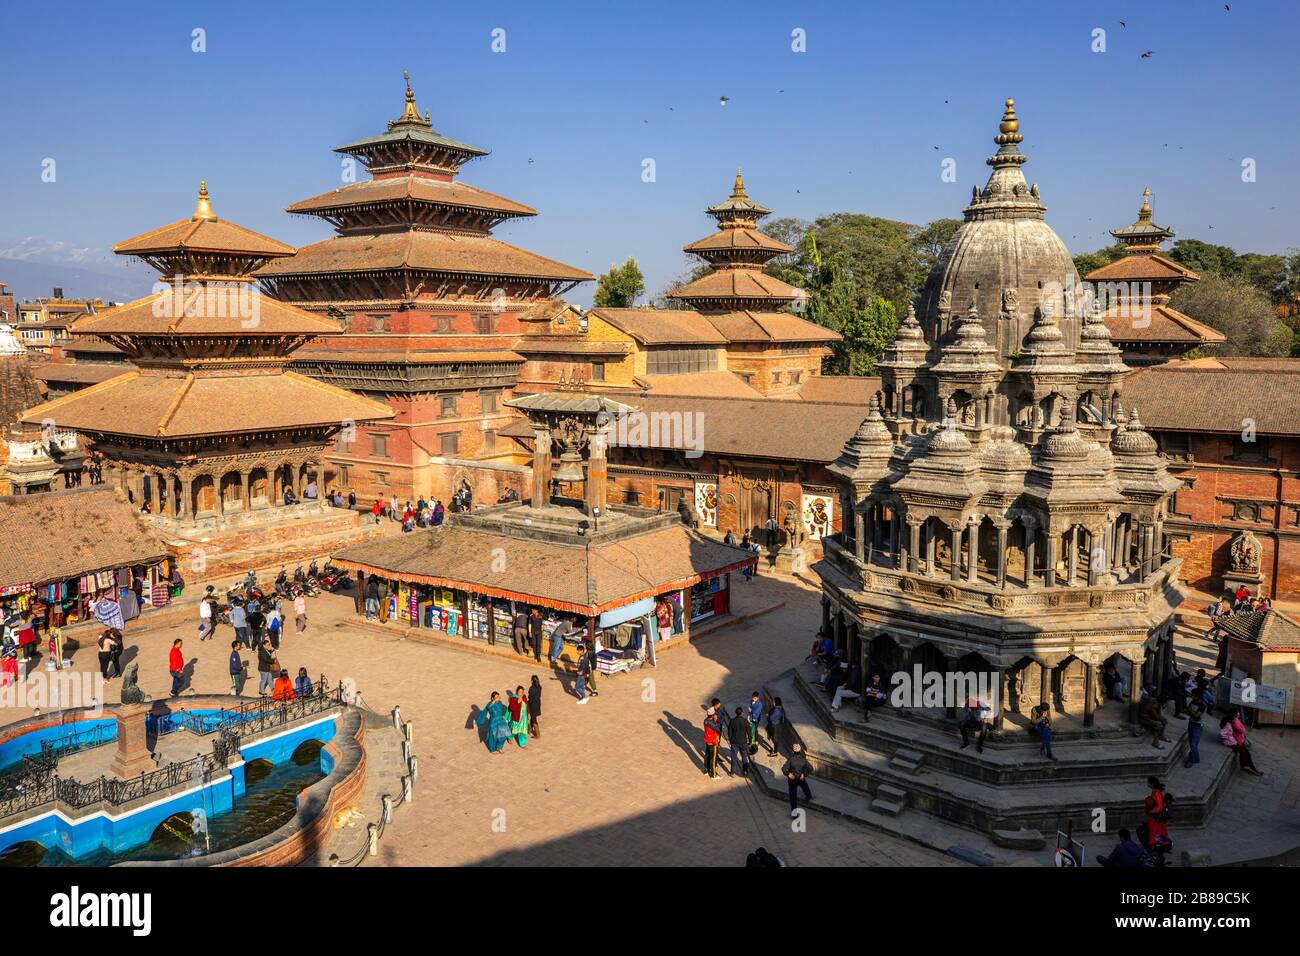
193, 180, 215, 220
399, 70, 423, 123
732, 167, 747, 198
1139, 186, 1152, 218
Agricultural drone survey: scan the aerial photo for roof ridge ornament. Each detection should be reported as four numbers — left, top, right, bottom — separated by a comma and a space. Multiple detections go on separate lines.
732, 167, 747, 199
392, 71, 432, 129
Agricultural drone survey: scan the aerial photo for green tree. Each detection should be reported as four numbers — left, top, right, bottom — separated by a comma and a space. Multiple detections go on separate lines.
836, 296, 899, 376
1169, 273, 1293, 357
910, 218, 962, 276
1072, 243, 1127, 278
593, 257, 645, 308
1168, 239, 1241, 279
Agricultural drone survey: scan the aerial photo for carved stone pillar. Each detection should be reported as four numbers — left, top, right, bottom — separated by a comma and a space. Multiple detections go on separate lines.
585, 430, 607, 516
1128, 652, 1144, 724
949, 524, 962, 581
925, 521, 937, 575
994, 520, 1009, 588
1023, 522, 1036, 587
907, 517, 921, 574
853, 506, 866, 564
1083, 662, 1096, 727
241, 470, 251, 512
994, 667, 1008, 731
1043, 531, 1058, 588
532, 428, 551, 506
966, 518, 980, 584
1039, 661, 1051, 709
1067, 525, 1079, 586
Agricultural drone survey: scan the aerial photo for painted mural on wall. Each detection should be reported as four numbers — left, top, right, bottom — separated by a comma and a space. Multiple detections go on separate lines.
801, 493, 833, 541
694, 481, 718, 527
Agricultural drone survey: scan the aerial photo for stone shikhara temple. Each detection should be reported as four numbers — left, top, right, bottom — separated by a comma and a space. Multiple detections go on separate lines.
21, 184, 393, 575
796, 101, 1232, 838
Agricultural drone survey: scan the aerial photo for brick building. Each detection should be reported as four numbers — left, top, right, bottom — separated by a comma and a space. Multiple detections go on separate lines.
1124, 357, 1300, 600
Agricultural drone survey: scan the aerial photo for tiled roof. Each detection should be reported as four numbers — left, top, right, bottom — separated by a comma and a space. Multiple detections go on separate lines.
65, 338, 124, 355
255, 231, 592, 281
286, 175, 535, 218
513, 338, 632, 356
114, 217, 294, 258
1102, 303, 1226, 344
616, 394, 870, 462
702, 310, 839, 344
21, 369, 393, 439
1086, 254, 1199, 283
590, 308, 727, 346
666, 269, 803, 302
333, 522, 748, 613
0, 486, 168, 587
33, 363, 127, 385
789, 375, 882, 405
1215, 608, 1300, 651
1123, 359, 1300, 435
639, 371, 765, 399
72, 289, 345, 337
683, 228, 792, 255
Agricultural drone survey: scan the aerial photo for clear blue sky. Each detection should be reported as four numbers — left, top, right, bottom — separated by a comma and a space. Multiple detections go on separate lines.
1, 0, 1295, 306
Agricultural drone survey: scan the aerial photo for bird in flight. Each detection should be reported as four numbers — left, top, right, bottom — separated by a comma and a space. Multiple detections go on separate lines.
1141, 50, 1154, 58
719, 95, 730, 107
1119, 20, 1126, 27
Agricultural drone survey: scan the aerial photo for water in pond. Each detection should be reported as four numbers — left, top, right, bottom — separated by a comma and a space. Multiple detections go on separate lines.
0, 740, 325, 867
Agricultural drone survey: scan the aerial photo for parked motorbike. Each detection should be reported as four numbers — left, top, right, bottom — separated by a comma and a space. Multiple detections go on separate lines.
319, 567, 352, 592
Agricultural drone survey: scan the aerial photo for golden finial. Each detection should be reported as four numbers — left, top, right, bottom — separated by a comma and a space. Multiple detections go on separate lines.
996, 97, 1024, 145
193, 180, 215, 221
732, 167, 747, 198
1139, 186, 1152, 218
399, 71, 424, 124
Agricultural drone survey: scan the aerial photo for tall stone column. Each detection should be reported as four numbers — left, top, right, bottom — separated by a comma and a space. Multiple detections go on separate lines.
925, 522, 937, 575
1023, 523, 1036, 587
1043, 531, 1058, 588
1128, 652, 1144, 724
907, 517, 921, 574
1083, 662, 1097, 727
994, 667, 1008, 732
890, 511, 902, 569
584, 430, 607, 516
966, 518, 981, 584
853, 507, 866, 564
949, 524, 962, 581
994, 520, 1009, 588
1039, 661, 1051, 709
530, 427, 551, 507
240, 469, 251, 512
1066, 525, 1079, 585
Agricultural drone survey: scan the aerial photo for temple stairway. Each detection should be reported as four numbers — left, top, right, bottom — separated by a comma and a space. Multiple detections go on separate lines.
757, 660, 1237, 846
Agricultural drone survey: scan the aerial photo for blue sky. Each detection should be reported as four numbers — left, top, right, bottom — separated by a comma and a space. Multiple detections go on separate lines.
1, 0, 1296, 306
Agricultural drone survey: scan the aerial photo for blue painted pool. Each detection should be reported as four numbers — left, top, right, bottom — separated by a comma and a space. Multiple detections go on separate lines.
0, 713, 338, 862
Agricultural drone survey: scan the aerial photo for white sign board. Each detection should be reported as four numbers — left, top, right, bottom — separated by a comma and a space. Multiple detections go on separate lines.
1229, 678, 1289, 715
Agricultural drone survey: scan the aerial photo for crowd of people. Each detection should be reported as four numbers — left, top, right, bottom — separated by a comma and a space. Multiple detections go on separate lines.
475, 677, 543, 753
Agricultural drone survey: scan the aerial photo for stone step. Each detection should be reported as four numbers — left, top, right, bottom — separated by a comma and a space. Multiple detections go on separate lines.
870, 795, 907, 817
890, 747, 925, 774
991, 827, 1046, 850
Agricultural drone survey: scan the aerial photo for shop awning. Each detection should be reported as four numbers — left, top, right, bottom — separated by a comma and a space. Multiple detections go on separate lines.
599, 596, 656, 629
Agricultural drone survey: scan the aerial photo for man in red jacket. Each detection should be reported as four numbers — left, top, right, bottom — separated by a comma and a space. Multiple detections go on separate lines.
703, 706, 722, 779
169, 639, 185, 696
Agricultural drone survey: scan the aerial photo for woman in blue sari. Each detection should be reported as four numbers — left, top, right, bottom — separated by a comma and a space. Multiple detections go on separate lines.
476, 691, 511, 754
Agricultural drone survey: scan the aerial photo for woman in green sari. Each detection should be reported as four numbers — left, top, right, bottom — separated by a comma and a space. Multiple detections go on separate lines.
476, 691, 511, 754
507, 685, 530, 748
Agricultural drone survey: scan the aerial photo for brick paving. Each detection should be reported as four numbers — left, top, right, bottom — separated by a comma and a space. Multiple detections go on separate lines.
1, 572, 955, 867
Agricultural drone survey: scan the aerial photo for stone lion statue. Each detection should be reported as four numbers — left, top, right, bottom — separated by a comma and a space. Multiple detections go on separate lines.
120, 662, 149, 705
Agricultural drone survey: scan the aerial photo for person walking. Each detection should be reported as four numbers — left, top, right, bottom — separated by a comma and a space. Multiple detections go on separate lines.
575, 648, 593, 704
528, 608, 544, 662
97, 630, 115, 680
257, 638, 277, 696
293, 592, 308, 634
527, 674, 543, 738
507, 685, 530, 748
229, 641, 246, 696
168, 639, 185, 696
582, 641, 600, 696
246, 603, 265, 647
702, 706, 722, 779
198, 592, 214, 641
727, 706, 751, 776
371, 498, 383, 525
476, 691, 511, 753
747, 691, 764, 756
1219, 708, 1263, 776
764, 696, 785, 756
268, 608, 282, 650
782, 743, 813, 816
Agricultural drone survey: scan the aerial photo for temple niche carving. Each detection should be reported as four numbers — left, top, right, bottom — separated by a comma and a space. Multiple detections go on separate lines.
1229, 530, 1262, 573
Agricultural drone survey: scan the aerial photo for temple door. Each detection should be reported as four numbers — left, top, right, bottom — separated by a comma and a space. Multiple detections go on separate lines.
738, 484, 772, 542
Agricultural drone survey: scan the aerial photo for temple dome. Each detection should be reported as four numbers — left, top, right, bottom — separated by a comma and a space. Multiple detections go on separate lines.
915, 100, 1081, 360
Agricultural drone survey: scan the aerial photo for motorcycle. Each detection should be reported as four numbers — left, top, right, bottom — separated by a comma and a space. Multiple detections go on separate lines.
274, 568, 288, 591
319, 567, 352, 592
304, 577, 322, 598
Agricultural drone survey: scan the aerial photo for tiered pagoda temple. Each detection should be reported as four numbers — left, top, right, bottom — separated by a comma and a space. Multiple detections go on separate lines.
783, 101, 1234, 840
591, 171, 838, 397
256, 73, 591, 505
21, 183, 393, 576
1086, 189, 1225, 366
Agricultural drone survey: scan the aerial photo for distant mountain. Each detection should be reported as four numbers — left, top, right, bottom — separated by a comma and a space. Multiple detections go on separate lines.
0, 237, 157, 302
